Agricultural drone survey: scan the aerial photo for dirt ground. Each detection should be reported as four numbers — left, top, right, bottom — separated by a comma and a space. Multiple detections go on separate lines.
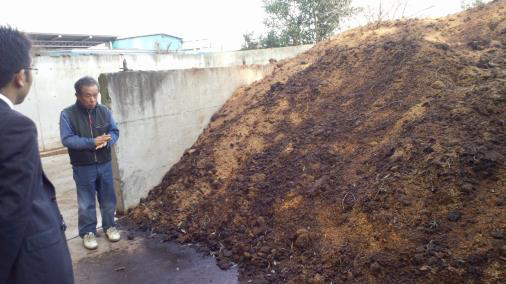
128, 1, 506, 283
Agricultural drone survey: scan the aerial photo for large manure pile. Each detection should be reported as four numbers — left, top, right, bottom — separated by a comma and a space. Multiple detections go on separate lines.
129, 1, 506, 282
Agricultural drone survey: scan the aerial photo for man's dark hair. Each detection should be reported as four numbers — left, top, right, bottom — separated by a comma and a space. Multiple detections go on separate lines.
0, 26, 32, 89
74, 76, 99, 96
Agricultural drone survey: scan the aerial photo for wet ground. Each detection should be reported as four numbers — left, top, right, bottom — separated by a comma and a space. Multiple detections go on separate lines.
42, 152, 238, 284
74, 233, 238, 284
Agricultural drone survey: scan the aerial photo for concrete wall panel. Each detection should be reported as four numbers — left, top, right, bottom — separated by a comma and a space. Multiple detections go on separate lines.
101, 66, 272, 212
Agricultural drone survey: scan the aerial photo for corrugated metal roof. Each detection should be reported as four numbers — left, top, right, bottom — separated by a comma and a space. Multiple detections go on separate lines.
27, 33, 117, 49
37, 49, 163, 57
115, 33, 183, 41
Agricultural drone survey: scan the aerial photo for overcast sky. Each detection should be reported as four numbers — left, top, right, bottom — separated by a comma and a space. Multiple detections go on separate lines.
0, 0, 491, 51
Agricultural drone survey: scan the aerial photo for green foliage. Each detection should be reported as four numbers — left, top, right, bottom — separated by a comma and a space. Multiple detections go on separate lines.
461, 0, 486, 10
241, 32, 260, 50
242, 0, 356, 50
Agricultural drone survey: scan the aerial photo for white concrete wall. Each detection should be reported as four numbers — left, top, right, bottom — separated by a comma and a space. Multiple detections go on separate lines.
14, 45, 312, 152
101, 66, 273, 213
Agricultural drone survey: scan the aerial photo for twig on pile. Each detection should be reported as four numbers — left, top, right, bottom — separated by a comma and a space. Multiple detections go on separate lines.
140, 203, 165, 216
373, 185, 384, 200
341, 191, 356, 209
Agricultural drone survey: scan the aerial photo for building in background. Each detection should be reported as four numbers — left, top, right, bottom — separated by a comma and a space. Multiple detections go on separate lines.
28, 32, 185, 53
181, 38, 214, 53
28, 33, 117, 50
112, 34, 183, 52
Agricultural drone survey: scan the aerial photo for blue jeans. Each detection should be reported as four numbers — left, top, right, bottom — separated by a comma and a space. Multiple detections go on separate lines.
72, 161, 116, 238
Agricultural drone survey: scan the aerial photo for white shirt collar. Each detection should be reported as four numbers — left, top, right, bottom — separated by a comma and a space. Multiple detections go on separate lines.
0, 93, 14, 109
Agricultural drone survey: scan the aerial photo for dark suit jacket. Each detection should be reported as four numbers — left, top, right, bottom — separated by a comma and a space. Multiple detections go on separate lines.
0, 99, 73, 284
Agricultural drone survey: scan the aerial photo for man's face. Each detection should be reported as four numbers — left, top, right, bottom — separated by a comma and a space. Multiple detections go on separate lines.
77, 84, 98, 109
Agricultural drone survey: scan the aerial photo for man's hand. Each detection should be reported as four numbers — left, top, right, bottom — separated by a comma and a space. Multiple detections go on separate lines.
95, 142, 107, 150
94, 134, 111, 150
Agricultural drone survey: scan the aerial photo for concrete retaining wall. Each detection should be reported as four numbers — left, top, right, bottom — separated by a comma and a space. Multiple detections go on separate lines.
100, 65, 272, 212
13, 45, 312, 152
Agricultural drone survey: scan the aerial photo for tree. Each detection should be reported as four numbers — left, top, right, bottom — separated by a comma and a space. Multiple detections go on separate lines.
241, 31, 286, 50
260, 31, 285, 48
461, 0, 486, 10
241, 32, 260, 50
362, 0, 411, 25
242, 0, 356, 49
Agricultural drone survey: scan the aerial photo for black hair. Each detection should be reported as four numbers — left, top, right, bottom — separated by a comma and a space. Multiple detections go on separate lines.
74, 76, 99, 96
0, 26, 32, 89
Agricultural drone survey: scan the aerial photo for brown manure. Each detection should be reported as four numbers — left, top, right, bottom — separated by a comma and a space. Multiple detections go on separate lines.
129, 1, 506, 282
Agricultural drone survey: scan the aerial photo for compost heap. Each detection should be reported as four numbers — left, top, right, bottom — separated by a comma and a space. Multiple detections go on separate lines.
129, 1, 506, 283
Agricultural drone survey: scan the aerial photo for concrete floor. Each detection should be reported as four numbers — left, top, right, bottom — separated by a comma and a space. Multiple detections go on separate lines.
74, 236, 238, 284
41, 152, 238, 284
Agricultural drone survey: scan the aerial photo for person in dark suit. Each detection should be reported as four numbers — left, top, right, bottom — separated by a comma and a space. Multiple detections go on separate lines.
0, 26, 74, 284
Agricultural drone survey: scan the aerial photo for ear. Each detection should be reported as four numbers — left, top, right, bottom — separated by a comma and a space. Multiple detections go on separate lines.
12, 70, 26, 88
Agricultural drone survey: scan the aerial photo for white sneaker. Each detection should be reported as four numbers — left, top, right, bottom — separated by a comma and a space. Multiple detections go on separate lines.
106, 227, 120, 242
83, 232, 98, 250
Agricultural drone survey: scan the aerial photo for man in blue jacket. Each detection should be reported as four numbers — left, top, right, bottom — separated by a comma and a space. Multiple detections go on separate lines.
0, 26, 74, 284
60, 76, 120, 250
